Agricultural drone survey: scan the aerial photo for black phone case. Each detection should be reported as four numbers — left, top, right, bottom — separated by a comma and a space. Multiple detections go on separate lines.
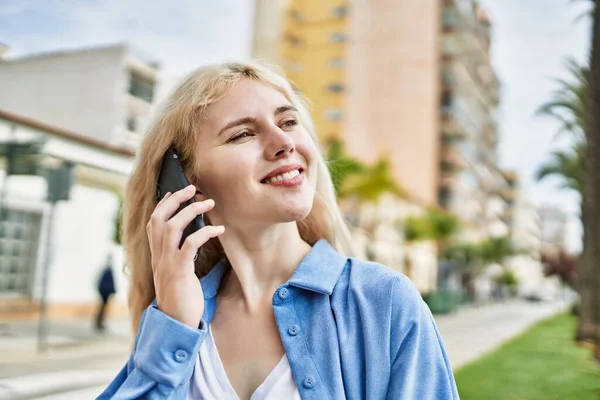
156, 148, 206, 249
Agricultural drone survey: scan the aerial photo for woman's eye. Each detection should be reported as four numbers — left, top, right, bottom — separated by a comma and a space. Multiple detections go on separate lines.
230, 131, 252, 142
282, 119, 298, 128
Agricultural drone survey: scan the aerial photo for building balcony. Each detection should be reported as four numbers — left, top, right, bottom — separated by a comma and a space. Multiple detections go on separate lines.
499, 187, 516, 203
441, 103, 478, 140
441, 3, 490, 60
440, 145, 468, 173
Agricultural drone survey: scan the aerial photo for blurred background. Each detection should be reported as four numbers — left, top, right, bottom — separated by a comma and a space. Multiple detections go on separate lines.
0, 0, 599, 399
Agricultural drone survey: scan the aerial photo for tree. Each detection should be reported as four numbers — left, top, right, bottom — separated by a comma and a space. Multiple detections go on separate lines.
339, 158, 404, 202
113, 194, 123, 245
536, 58, 588, 147
536, 58, 587, 236
443, 236, 522, 301
399, 209, 461, 281
578, 0, 600, 358
536, 145, 585, 194
541, 251, 578, 287
533, 7, 600, 349
325, 139, 403, 202
326, 138, 365, 194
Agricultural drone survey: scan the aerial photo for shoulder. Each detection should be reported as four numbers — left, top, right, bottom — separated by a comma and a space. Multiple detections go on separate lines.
342, 257, 423, 307
338, 258, 437, 355
333, 258, 426, 334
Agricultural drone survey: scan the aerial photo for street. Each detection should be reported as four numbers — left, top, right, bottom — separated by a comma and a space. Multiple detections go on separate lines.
0, 298, 569, 399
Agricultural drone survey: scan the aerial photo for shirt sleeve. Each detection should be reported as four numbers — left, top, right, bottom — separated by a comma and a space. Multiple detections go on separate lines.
96, 304, 208, 399
386, 277, 460, 400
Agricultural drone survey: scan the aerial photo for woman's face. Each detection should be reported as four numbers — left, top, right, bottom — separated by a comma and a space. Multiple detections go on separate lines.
193, 79, 318, 228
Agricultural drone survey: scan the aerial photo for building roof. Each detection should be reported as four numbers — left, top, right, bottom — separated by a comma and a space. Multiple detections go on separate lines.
0, 108, 135, 157
0, 42, 160, 68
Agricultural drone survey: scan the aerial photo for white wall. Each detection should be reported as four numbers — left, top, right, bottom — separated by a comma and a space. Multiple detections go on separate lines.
2, 174, 129, 305
0, 46, 125, 143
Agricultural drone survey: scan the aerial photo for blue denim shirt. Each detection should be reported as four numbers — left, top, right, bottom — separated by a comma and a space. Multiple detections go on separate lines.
98, 239, 459, 399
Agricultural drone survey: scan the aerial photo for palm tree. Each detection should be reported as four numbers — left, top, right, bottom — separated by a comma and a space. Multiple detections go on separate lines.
534, 29, 599, 347
535, 58, 587, 202
535, 58, 587, 216
399, 209, 461, 283
325, 139, 403, 202
536, 58, 588, 147
579, 0, 600, 359
536, 146, 585, 194
339, 158, 404, 202
325, 138, 365, 194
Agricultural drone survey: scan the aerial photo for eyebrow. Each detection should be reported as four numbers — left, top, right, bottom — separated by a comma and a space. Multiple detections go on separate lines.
217, 105, 299, 136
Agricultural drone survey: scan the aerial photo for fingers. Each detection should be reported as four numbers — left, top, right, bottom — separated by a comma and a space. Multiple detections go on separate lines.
147, 185, 195, 260
153, 185, 196, 222
180, 225, 225, 261
156, 191, 172, 208
163, 199, 216, 251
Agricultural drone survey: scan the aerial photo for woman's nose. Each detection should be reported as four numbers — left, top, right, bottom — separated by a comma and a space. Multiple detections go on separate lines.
264, 128, 295, 160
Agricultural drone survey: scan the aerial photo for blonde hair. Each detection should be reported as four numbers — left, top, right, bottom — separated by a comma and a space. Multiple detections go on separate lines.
123, 61, 355, 332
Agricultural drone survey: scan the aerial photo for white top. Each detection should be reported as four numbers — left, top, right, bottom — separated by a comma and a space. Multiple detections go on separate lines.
188, 326, 302, 400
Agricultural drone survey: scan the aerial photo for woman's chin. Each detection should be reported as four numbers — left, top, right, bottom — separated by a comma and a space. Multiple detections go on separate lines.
275, 202, 313, 223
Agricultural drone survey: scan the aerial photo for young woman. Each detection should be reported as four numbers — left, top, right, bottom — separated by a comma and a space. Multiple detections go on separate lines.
98, 62, 459, 400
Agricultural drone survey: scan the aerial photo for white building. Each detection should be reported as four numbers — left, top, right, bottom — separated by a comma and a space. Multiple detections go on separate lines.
507, 197, 561, 298
0, 109, 133, 319
0, 44, 159, 151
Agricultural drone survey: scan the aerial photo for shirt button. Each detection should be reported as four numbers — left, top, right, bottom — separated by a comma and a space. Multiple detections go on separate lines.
278, 287, 289, 299
288, 324, 300, 336
303, 376, 315, 389
174, 349, 188, 363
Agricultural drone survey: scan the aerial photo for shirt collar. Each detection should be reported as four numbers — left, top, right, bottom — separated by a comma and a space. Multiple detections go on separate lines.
200, 239, 348, 299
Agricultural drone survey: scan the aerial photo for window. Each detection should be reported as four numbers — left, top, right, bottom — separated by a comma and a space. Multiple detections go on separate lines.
285, 34, 303, 46
0, 208, 42, 296
329, 58, 345, 68
327, 83, 345, 93
441, 91, 453, 107
128, 71, 155, 102
291, 10, 305, 21
439, 188, 452, 208
325, 109, 343, 121
127, 116, 138, 132
330, 32, 347, 43
331, 5, 348, 17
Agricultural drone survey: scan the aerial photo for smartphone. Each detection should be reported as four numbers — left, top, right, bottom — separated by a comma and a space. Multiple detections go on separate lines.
156, 148, 206, 252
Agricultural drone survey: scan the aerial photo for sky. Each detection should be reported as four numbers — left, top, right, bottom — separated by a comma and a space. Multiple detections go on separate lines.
0, 0, 593, 252
479, 0, 592, 252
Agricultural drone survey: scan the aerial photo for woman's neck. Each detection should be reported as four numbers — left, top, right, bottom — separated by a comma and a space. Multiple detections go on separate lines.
217, 222, 312, 312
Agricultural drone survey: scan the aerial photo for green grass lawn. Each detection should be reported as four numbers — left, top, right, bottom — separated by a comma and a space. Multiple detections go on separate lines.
455, 313, 600, 400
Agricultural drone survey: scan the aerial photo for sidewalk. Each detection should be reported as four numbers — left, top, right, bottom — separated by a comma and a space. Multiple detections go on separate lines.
0, 317, 132, 400
434, 297, 570, 370
0, 298, 569, 399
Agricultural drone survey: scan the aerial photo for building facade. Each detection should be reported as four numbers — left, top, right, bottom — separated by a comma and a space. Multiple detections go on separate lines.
0, 109, 133, 319
0, 44, 159, 151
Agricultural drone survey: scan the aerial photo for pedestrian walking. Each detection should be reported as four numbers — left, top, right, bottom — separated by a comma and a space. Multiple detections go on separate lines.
95, 254, 116, 332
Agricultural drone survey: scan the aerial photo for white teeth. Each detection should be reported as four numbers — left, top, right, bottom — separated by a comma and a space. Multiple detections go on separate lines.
266, 169, 300, 183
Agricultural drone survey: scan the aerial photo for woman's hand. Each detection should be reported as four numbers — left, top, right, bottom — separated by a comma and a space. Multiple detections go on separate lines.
146, 184, 225, 329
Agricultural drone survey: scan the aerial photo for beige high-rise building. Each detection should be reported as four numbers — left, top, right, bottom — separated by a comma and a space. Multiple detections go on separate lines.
252, 0, 509, 236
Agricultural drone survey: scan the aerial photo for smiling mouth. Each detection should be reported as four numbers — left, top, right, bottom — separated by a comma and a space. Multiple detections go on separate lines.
260, 168, 304, 184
